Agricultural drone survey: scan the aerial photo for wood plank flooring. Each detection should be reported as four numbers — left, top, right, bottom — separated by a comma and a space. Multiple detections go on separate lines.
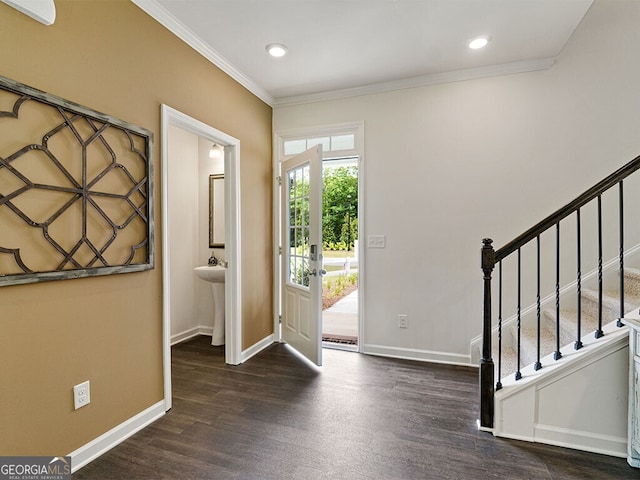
73, 336, 638, 479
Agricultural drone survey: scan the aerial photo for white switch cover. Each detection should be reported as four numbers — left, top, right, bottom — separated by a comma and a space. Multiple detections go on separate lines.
368, 235, 386, 248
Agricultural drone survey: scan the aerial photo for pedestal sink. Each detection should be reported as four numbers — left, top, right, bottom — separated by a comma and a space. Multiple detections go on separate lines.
194, 266, 225, 346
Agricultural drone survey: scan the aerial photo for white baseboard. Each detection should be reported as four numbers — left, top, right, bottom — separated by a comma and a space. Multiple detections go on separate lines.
172, 329, 273, 363
535, 424, 627, 458
363, 344, 472, 366
477, 425, 494, 434
491, 431, 535, 443
171, 326, 213, 345
241, 334, 275, 362
68, 400, 166, 473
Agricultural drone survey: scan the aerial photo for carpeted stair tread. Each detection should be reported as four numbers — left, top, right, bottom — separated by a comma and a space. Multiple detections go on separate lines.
493, 345, 518, 379
540, 308, 599, 347
581, 291, 640, 329
519, 324, 558, 366
624, 267, 640, 282
494, 267, 640, 382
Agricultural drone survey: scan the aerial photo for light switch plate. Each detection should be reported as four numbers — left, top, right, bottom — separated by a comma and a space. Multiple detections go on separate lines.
368, 235, 386, 248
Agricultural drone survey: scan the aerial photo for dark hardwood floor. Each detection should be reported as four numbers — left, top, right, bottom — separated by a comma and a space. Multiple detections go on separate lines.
73, 336, 638, 479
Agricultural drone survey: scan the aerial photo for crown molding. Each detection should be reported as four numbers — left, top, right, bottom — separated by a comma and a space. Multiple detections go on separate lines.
130, 0, 557, 110
131, 0, 274, 106
1, 0, 56, 25
272, 57, 557, 107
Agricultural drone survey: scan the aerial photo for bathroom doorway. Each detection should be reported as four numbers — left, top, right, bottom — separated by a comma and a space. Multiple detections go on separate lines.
160, 105, 242, 410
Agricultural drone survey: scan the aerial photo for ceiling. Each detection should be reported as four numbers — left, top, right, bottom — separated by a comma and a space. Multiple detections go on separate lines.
133, 0, 594, 106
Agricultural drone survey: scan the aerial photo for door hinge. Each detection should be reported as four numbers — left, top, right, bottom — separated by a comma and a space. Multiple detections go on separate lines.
276, 176, 282, 186
278, 246, 282, 255
279, 315, 282, 324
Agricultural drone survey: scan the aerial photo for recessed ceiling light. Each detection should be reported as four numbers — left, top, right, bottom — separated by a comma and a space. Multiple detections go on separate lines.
266, 43, 288, 57
468, 36, 490, 50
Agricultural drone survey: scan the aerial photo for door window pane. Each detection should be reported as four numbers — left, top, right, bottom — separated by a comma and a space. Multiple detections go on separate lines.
307, 137, 330, 151
330, 134, 355, 151
284, 139, 307, 155
284, 133, 356, 157
287, 163, 311, 288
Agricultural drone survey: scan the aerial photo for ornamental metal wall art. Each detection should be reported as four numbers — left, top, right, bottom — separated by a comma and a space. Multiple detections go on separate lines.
0, 75, 154, 286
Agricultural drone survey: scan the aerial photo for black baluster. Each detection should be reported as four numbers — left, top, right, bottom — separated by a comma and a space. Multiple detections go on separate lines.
515, 248, 522, 381
554, 222, 562, 361
534, 235, 542, 370
618, 181, 624, 327
575, 209, 583, 350
595, 195, 604, 338
497, 261, 503, 390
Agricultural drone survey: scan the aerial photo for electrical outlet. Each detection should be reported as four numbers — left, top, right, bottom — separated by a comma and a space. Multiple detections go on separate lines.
73, 381, 90, 410
398, 314, 408, 328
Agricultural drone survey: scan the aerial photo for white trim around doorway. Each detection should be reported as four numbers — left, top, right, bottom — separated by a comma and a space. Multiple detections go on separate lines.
273, 121, 365, 352
161, 104, 242, 411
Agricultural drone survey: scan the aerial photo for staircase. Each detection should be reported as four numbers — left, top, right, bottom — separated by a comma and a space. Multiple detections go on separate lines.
483, 267, 638, 458
478, 154, 640, 459
497, 268, 640, 379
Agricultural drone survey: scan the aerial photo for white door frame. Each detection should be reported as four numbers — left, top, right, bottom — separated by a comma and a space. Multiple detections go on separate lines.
161, 104, 242, 410
273, 122, 365, 351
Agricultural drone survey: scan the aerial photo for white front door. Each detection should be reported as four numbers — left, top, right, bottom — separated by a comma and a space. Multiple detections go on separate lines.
280, 146, 323, 366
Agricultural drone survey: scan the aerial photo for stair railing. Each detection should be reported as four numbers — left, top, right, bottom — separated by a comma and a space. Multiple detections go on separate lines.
480, 154, 640, 429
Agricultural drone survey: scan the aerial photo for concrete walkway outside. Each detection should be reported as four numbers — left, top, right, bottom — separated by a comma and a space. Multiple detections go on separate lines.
322, 288, 358, 340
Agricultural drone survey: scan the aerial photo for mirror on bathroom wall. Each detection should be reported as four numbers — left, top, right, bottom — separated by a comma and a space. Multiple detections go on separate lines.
209, 174, 225, 248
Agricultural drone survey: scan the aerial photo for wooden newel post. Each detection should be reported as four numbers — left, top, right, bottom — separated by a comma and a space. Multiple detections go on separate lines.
480, 238, 495, 429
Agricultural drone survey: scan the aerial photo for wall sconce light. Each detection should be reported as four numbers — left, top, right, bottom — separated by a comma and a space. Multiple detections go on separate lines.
0, 0, 56, 25
209, 143, 223, 160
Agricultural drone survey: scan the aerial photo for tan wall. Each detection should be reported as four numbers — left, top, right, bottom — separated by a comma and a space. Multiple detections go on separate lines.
0, 0, 272, 455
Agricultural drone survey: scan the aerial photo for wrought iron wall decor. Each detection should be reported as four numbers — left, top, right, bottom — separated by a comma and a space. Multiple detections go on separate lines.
0, 75, 153, 286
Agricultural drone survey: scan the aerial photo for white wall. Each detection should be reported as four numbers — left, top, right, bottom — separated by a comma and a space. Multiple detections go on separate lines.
273, 0, 640, 364
169, 125, 200, 339
169, 126, 224, 341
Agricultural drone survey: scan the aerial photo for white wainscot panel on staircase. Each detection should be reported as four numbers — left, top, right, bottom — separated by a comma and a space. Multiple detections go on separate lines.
494, 327, 629, 458
623, 315, 640, 467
